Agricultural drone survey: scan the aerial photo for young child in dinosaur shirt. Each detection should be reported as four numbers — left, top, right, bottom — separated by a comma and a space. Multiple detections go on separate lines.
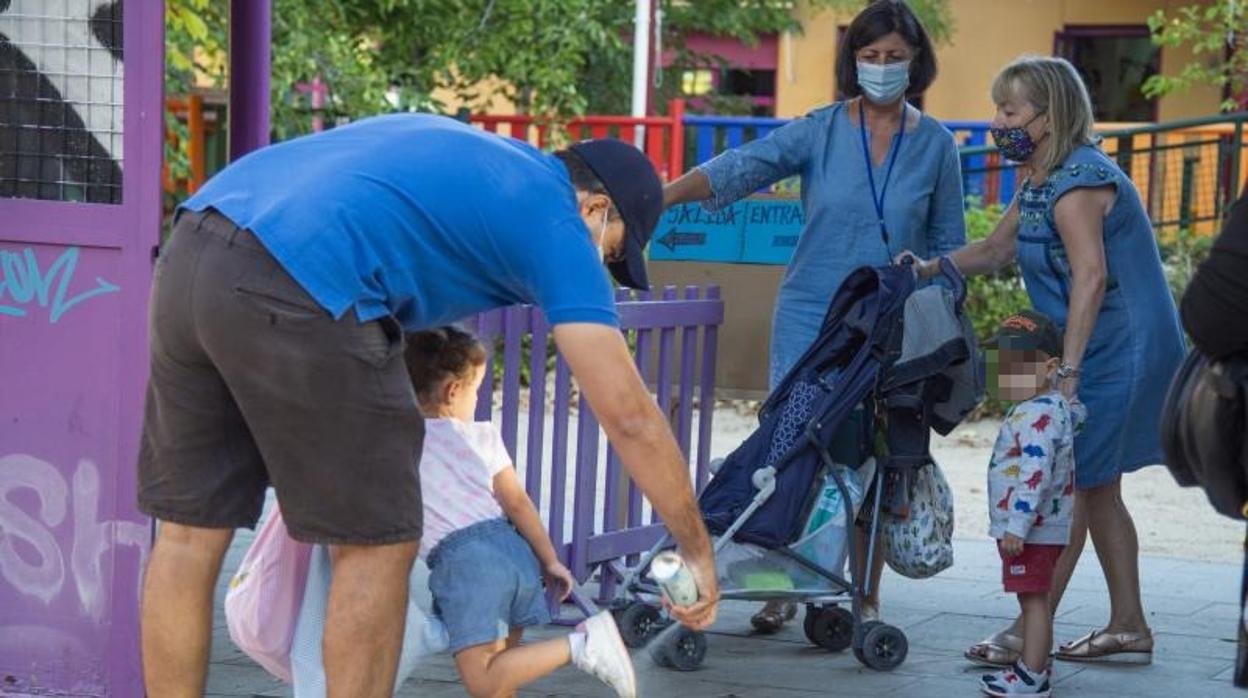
980, 311, 1085, 698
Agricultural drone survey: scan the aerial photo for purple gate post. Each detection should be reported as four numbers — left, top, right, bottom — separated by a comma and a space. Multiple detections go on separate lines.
0, 1, 164, 695
230, 0, 273, 158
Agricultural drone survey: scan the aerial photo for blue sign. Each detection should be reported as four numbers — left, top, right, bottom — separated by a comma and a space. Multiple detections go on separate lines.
648, 197, 803, 265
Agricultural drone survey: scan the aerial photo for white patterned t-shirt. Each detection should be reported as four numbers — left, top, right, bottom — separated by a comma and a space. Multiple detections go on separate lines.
418, 418, 512, 559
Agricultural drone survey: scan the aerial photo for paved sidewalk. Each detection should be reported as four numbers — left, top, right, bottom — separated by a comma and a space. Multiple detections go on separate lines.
208, 534, 1243, 697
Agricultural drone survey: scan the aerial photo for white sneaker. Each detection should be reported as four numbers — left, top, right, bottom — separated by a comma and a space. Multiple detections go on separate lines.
981, 660, 1052, 697
572, 610, 637, 698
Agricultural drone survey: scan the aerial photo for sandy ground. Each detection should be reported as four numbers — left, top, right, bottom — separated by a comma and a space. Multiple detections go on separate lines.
708, 402, 1244, 564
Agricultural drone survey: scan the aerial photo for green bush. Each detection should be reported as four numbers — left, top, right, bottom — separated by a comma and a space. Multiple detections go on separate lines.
1158, 226, 1213, 309
958, 198, 1031, 418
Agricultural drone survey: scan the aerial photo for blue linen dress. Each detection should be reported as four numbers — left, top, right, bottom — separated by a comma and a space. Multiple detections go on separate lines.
698, 101, 967, 389
1015, 144, 1186, 489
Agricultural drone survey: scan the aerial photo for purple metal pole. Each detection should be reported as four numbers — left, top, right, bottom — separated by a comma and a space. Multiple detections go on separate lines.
677, 286, 699, 458
603, 288, 632, 536
501, 307, 524, 455
696, 287, 722, 491
570, 405, 600, 581
651, 286, 677, 524
230, 0, 272, 159
628, 290, 654, 530
549, 357, 572, 557
525, 313, 550, 502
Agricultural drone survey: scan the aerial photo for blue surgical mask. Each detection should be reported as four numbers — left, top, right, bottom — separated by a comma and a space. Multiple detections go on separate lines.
857, 60, 911, 105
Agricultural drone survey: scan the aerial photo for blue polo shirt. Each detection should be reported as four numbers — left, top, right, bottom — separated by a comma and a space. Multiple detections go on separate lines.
182, 114, 617, 330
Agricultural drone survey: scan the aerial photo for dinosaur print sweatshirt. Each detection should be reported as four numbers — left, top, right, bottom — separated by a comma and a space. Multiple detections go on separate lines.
987, 392, 1086, 545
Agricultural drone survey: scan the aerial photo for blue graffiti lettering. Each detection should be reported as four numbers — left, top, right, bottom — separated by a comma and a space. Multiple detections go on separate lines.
0, 247, 121, 323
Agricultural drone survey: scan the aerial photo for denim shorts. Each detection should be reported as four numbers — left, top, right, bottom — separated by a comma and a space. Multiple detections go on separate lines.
427, 518, 551, 654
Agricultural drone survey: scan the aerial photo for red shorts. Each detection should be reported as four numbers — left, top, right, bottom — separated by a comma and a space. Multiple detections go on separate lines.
998, 542, 1065, 594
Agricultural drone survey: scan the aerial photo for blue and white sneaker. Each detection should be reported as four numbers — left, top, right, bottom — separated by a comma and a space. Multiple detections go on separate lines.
981, 660, 1052, 697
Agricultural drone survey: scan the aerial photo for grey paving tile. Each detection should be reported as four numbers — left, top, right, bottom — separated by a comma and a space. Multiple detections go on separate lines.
205, 524, 1248, 697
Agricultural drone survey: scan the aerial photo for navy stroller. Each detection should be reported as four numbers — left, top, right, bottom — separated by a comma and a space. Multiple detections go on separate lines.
612, 259, 974, 672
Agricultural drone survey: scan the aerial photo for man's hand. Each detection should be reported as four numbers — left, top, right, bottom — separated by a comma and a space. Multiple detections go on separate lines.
552, 323, 719, 630
1001, 533, 1025, 558
543, 561, 576, 602
665, 548, 720, 631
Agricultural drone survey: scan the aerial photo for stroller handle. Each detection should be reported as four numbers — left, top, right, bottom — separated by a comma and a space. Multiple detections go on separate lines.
937, 255, 968, 307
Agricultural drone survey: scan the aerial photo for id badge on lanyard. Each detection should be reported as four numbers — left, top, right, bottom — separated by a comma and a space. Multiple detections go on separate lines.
858, 100, 906, 261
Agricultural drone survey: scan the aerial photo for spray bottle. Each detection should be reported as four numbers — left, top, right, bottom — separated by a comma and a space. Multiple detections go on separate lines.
650, 551, 699, 606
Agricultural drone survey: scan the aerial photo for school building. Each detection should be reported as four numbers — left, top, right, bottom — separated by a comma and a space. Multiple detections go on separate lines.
678, 0, 1225, 124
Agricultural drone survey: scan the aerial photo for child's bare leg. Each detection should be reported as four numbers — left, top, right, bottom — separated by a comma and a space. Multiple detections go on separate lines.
454, 634, 572, 698
1017, 592, 1052, 671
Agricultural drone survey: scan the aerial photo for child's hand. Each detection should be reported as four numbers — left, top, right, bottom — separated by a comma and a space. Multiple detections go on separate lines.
543, 561, 576, 602
1001, 533, 1025, 558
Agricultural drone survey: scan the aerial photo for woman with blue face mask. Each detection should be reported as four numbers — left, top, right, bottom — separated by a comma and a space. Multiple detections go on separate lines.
903, 56, 1185, 677
663, 0, 966, 634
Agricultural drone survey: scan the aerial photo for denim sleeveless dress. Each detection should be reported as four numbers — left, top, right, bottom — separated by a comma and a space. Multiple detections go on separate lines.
1015, 144, 1186, 489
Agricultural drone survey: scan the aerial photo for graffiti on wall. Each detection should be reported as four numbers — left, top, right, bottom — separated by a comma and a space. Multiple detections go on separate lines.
0, 454, 148, 622
0, 246, 121, 323
0, 0, 125, 204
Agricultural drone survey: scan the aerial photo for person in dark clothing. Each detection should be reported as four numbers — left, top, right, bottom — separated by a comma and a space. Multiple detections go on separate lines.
1176, 184, 1248, 689
1182, 188, 1248, 358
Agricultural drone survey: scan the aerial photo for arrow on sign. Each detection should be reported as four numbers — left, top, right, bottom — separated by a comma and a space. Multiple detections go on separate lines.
656, 228, 707, 252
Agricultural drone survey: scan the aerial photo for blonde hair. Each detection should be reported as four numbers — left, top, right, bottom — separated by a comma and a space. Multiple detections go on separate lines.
991, 55, 1097, 176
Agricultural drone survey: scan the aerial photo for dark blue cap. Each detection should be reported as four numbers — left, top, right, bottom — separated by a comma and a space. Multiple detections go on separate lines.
986, 309, 1063, 356
568, 139, 663, 290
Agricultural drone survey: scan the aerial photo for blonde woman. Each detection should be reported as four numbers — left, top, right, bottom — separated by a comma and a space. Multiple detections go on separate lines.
905, 56, 1184, 682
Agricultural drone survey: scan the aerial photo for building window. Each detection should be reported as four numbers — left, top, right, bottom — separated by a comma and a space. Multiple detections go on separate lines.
681, 70, 715, 96
1055, 25, 1161, 123
671, 67, 776, 116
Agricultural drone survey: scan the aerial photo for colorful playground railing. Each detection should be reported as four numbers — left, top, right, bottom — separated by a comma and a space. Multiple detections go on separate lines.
470, 100, 687, 182
166, 94, 1248, 233
961, 113, 1248, 233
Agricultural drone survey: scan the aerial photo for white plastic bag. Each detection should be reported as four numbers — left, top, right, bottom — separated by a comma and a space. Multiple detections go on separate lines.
881, 462, 954, 579
290, 545, 449, 697
224, 504, 311, 683
789, 457, 877, 583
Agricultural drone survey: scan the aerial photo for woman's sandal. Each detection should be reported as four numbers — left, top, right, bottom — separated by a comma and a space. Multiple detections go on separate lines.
1055, 629, 1154, 665
750, 602, 797, 634
964, 628, 1024, 667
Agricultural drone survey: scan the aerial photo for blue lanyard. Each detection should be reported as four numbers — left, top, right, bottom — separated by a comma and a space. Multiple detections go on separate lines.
858, 99, 906, 251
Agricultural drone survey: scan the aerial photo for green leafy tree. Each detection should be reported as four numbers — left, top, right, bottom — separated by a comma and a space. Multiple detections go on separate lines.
166, 0, 954, 125
1143, 1, 1247, 111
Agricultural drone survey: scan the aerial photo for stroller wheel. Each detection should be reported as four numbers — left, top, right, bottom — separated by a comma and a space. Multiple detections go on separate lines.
803, 606, 853, 652
857, 623, 908, 671
618, 603, 663, 649
852, 620, 882, 665
657, 627, 707, 672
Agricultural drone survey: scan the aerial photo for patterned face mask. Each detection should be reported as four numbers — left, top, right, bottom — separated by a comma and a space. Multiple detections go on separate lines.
991, 112, 1048, 163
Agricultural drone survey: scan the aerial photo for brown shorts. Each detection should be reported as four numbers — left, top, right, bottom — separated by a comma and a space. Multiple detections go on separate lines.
137, 209, 424, 545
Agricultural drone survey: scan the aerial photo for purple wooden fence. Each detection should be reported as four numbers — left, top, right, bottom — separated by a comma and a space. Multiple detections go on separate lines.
468, 286, 722, 617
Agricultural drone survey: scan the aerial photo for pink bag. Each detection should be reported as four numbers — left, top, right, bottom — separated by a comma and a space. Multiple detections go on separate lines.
224, 504, 312, 683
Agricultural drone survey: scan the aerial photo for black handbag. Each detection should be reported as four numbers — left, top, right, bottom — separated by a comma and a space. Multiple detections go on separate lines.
1159, 349, 1248, 520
